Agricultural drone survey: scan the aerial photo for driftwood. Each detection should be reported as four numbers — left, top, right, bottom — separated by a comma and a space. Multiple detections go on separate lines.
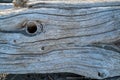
0, 0, 120, 79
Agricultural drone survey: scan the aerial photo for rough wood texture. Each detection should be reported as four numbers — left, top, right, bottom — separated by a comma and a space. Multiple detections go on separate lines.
0, 3, 12, 10
0, 0, 120, 79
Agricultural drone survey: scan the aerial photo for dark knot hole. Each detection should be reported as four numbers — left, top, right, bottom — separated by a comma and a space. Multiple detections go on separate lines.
26, 22, 37, 34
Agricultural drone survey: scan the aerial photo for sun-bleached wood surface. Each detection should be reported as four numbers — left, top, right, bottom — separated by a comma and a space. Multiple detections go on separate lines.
0, 0, 120, 79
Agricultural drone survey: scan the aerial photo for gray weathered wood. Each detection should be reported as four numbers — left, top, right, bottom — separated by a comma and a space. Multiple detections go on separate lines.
0, 3, 12, 10
0, 0, 120, 79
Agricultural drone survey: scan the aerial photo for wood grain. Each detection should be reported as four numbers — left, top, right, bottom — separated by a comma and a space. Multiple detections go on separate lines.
0, 0, 120, 79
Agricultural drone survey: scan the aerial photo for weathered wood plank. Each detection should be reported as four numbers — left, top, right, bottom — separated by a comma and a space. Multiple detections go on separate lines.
0, 0, 120, 79
28, 0, 120, 9
0, 3, 12, 10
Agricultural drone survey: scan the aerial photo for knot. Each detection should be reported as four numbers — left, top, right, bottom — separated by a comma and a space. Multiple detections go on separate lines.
23, 20, 43, 36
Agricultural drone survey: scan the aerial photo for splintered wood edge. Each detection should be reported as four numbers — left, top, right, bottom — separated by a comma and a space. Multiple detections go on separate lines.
28, 0, 120, 8
28, 0, 120, 4
0, 0, 120, 10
